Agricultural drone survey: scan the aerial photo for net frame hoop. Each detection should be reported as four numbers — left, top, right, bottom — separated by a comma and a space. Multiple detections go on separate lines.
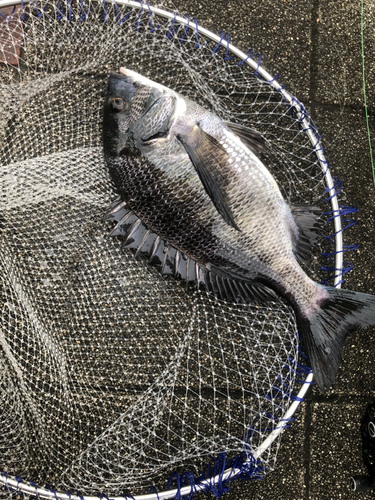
0, 0, 341, 498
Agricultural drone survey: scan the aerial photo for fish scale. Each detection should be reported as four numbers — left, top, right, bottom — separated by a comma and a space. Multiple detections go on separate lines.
103, 68, 375, 393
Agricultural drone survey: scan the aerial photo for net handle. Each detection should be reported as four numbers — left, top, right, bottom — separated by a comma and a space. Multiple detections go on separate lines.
0, 1, 342, 498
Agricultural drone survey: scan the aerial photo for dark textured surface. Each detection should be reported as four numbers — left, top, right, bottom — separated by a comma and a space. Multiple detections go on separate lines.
165, 0, 375, 499
164, 0, 312, 102
316, 0, 375, 107
307, 403, 373, 500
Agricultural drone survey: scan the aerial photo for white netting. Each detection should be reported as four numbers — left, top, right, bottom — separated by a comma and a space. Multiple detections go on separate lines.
0, 1, 335, 498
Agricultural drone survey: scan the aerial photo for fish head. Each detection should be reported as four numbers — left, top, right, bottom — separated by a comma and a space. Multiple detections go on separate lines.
115, 68, 184, 146
103, 69, 178, 156
103, 70, 165, 135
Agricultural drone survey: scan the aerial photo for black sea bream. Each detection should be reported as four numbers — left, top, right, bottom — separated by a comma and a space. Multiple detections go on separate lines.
103, 68, 375, 393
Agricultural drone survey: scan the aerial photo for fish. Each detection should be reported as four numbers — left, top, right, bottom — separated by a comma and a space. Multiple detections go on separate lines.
102, 68, 375, 393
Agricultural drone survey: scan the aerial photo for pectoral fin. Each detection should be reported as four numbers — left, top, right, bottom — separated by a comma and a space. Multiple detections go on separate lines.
176, 126, 240, 231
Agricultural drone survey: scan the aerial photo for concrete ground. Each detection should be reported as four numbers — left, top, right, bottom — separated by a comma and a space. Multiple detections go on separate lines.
161, 0, 375, 498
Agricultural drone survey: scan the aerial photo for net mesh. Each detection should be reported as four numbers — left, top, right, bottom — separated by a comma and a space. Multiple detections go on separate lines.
0, 1, 335, 497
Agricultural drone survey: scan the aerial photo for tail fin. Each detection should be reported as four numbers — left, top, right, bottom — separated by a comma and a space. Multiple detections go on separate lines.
297, 288, 375, 393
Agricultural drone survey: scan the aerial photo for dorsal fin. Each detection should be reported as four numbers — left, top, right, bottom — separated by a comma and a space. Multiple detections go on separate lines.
105, 198, 158, 254
161, 246, 177, 275
105, 198, 279, 304
104, 196, 127, 221
291, 205, 323, 262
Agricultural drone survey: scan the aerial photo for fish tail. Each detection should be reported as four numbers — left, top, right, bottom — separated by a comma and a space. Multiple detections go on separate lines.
297, 288, 375, 393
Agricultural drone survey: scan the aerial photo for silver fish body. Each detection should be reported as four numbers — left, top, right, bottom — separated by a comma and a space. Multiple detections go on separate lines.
103, 69, 375, 393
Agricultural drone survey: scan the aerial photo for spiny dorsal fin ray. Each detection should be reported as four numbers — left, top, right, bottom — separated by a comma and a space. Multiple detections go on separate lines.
109, 212, 137, 237
150, 236, 168, 266
186, 257, 196, 282
162, 247, 177, 275
104, 198, 128, 221
173, 251, 189, 281
135, 229, 154, 257
123, 219, 144, 248
106, 198, 157, 253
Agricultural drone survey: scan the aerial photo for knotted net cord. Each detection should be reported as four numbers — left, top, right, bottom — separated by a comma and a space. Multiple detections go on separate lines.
0, 1, 344, 498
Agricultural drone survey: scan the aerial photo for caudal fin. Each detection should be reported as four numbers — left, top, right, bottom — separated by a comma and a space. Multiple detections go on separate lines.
297, 288, 375, 393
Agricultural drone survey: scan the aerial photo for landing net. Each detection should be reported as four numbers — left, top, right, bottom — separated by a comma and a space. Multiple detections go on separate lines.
0, 1, 344, 498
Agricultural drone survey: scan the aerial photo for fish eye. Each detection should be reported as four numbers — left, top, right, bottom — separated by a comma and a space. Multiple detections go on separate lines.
111, 97, 125, 112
